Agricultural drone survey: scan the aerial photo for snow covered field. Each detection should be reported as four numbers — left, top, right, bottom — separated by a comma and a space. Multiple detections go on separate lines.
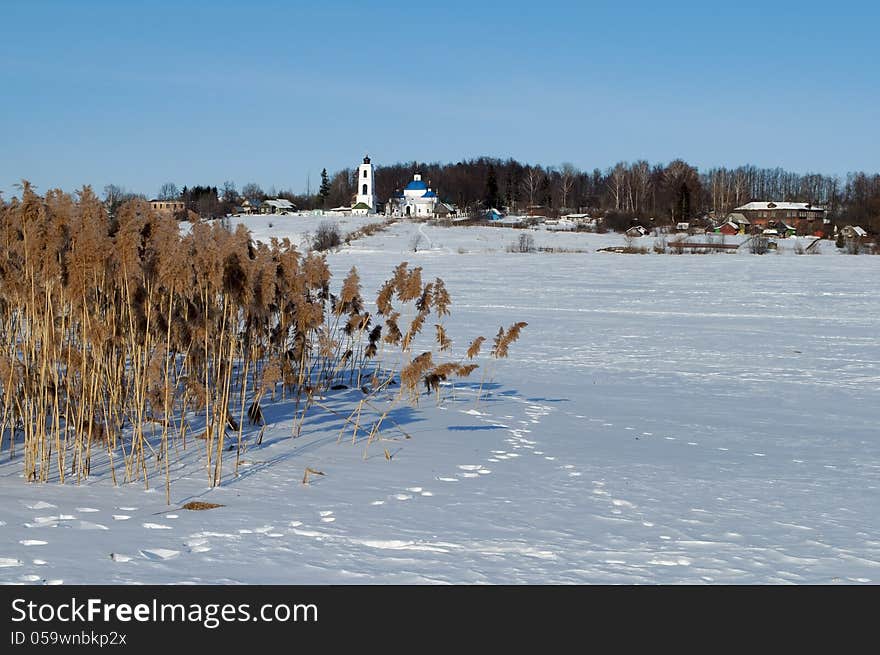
1, 218, 878, 584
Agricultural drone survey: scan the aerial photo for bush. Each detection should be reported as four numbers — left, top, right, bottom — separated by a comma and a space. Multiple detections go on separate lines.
507, 233, 535, 253
313, 221, 342, 251
749, 236, 769, 255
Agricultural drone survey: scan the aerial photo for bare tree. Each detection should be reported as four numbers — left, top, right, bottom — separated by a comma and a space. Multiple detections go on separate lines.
103, 184, 140, 216
520, 166, 542, 207
158, 182, 179, 200
241, 183, 264, 204
607, 163, 627, 211
221, 180, 238, 204
630, 160, 651, 215
559, 163, 577, 211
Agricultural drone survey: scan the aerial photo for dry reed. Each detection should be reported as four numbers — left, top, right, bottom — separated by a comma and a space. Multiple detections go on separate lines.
0, 184, 526, 499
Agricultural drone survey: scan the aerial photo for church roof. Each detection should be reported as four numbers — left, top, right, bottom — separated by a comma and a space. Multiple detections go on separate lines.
352, 202, 372, 210
405, 179, 428, 191
422, 190, 437, 198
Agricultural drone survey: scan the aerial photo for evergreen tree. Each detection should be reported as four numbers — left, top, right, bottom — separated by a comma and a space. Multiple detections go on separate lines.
678, 182, 691, 220
484, 165, 499, 209
319, 168, 331, 208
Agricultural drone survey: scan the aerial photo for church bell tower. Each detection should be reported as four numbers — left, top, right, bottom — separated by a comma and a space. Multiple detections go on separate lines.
355, 155, 376, 212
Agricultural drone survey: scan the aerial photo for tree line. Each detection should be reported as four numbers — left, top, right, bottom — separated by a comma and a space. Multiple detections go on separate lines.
294, 158, 880, 232
32, 157, 880, 233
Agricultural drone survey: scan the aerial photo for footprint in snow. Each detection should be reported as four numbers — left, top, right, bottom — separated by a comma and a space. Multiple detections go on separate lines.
370, 500, 385, 506
26, 501, 56, 510
139, 548, 180, 561
112, 515, 131, 521
393, 494, 412, 501
458, 465, 482, 471
649, 557, 691, 567
110, 553, 132, 562
405, 487, 423, 493
142, 523, 172, 530
76, 507, 100, 513
437, 477, 459, 483
20, 540, 48, 546
318, 511, 333, 517
185, 537, 210, 550
0, 557, 23, 568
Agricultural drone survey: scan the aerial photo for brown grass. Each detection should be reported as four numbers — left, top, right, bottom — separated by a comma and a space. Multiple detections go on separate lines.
181, 501, 225, 510
0, 183, 526, 501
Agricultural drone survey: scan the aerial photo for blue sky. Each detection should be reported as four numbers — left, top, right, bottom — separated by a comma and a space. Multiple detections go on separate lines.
1, 0, 878, 198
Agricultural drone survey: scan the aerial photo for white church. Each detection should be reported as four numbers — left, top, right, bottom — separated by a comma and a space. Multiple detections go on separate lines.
336, 155, 445, 218
385, 173, 440, 218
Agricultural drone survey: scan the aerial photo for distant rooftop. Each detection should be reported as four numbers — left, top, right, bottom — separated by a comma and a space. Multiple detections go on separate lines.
734, 201, 825, 211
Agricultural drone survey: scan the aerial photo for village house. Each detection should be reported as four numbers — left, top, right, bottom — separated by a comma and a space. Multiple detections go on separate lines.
724, 212, 750, 233
239, 199, 261, 214
433, 202, 457, 218
733, 201, 826, 234
840, 225, 868, 240
717, 220, 740, 236
260, 198, 297, 214
149, 199, 185, 216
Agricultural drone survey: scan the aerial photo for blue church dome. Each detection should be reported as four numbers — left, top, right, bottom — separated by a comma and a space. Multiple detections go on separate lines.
421, 190, 437, 198
405, 179, 428, 191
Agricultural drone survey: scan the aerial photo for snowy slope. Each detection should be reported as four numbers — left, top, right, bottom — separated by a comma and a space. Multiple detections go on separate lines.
1, 220, 878, 584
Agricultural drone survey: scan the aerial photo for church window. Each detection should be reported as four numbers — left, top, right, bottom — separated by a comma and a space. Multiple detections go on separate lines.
362, 184, 368, 195
363, 170, 367, 178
